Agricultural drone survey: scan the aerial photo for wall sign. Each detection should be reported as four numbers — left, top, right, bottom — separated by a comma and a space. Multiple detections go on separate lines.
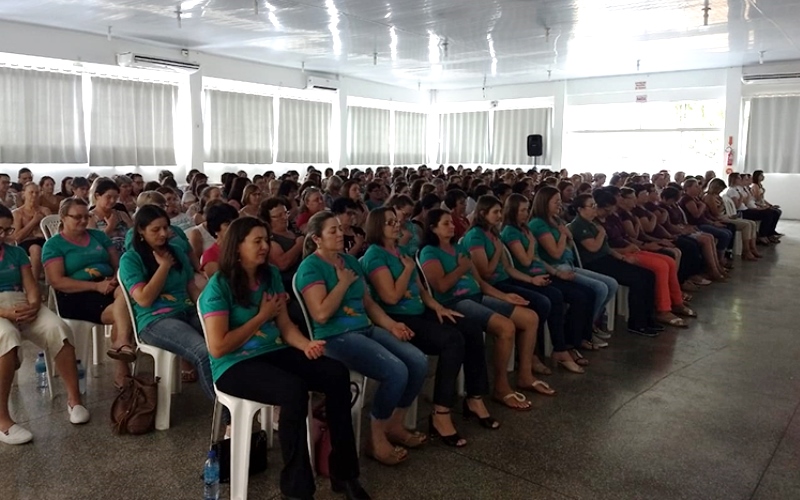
635, 81, 647, 90
636, 95, 648, 103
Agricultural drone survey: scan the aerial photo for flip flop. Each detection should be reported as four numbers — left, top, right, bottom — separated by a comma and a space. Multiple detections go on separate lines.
388, 431, 428, 449
365, 444, 408, 466
106, 344, 137, 363
674, 306, 697, 318
519, 380, 556, 397
658, 317, 688, 328
492, 392, 532, 411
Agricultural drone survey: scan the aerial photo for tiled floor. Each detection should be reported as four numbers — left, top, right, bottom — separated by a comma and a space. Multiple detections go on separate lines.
3, 222, 800, 500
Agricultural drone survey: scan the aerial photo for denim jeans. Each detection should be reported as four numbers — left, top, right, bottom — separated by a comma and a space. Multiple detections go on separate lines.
698, 224, 733, 252
323, 326, 428, 420
556, 264, 619, 324
139, 310, 215, 402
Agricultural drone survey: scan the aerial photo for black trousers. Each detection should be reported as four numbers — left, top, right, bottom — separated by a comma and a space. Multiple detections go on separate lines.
216, 350, 359, 498
390, 308, 489, 405
674, 236, 705, 282
742, 209, 779, 237
584, 255, 656, 330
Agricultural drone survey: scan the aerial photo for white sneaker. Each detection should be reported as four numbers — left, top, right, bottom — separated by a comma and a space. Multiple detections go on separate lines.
594, 329, 612, 339
0, 424, 33, 445
592, 335, 609, 348
68, 404, 90, 425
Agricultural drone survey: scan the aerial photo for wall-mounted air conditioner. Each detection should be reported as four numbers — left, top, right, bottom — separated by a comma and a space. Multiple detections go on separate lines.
742, 61, 800, 85
116, 52, 200, 73
305, 74, 339, 91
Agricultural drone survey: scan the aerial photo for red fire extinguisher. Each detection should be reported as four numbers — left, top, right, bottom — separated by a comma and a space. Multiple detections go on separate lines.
726, 136, 734, 167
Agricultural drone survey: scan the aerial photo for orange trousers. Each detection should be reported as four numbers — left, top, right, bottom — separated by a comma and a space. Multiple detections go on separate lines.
630, 251, 683, 312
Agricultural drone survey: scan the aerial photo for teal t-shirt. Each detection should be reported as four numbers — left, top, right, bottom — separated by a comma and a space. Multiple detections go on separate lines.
500, 225, 547, 276
0, 244, 31, 293
528, 217, 575, 266
295, 252, 372, 339
399, 220, 421, 256
418, 243, 481, 305
119, 243, 195, 331
360, 244, 424, 316
124, 225, 191, 255
462, 227, 509, 285
568, 216, 611, 265
42, 229, 115, 281
198, 266, 288, 382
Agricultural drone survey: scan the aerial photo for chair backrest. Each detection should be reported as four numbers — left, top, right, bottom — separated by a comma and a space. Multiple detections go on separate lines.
116, 270, 143, 348
721, 196, 738, 217
571, 240, 583, 269
501, 242, 513, 266
41, 214, 61, 240
291, 274, 318, 340
414, 250, 434, 296
196, 296, 213, 353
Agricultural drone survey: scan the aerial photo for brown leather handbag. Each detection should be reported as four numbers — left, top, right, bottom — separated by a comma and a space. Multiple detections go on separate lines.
110, 375, 158, 435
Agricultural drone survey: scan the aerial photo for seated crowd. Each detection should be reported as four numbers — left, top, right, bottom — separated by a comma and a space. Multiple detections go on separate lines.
0, 164, 783, 500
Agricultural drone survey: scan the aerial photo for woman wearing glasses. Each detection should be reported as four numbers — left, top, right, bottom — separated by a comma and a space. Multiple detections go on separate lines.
260, 197, 304, 295
41, 198, 135, 388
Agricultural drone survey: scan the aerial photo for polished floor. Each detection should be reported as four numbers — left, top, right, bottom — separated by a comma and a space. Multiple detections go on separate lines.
2, 223, 800, 500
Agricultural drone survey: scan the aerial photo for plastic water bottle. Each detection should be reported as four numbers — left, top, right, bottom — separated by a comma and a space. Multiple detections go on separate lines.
203, 450, 220, 500
76, 360, 86, 395
34, 353, 48, 391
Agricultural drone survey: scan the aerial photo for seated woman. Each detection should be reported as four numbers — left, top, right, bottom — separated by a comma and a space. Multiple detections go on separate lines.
420, 209, 539, 410
658, 187, 728, 281
593, 191, 694, 328
703, 179, 761, 260
568, 193, 662, 336
443, 189, 470, 239
200, 217, 369, 500
726, 173, 780, 244
679, 179, 734, 265
362, 207, 487, 447
385, 195, 418, 256
200, 203, 241, 278
118, 205, 214, 402
38, 176, 62, 215
468, 195, 592, 374
295, 187, 325, 233
239, 184, 262, 219
525, 189, 618, 341
297, 211, 428, 466
191, 185, 223, 225
0, 205, 89, 445
332, 198, 367, 257
750, 170, 782, 237
12, 183, 50, 281
260, 198, 304, 295
88, 178, 133, 255
42, 198, 134, 388
188, 200, 224, 264
114, 175, 138, 214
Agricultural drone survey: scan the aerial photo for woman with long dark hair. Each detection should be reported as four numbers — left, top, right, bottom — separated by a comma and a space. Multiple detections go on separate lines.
200, 217, 369, 500
118, 205, 214, 401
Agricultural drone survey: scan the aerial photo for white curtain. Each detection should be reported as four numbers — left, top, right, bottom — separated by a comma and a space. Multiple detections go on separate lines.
205, 89, 274, 164
492, 108, 552, 164
394, 111, 427, 166
438, 111, 489, 164
90, 77, 177, 167
347, 106, 390, 165
0, 67, 87, 163
746, 96, 800, 173
277, 98, 331, 164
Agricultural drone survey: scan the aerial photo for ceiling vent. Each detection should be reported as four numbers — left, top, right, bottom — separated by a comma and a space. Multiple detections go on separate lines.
116, 52, 200, 73
305, 75, 339, 91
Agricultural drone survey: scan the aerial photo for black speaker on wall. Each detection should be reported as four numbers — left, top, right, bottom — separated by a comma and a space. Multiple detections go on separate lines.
527, 134, 543, 157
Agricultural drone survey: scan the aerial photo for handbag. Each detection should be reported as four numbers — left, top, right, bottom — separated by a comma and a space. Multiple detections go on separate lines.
110, 375, 158, 435
211, 430, 268, 484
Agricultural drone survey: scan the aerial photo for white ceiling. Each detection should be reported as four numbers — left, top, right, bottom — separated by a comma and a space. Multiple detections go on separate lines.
1, 0, 799, 90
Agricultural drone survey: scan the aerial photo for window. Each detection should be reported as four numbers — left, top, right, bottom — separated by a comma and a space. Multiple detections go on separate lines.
438, 111, 489, 164
394, 111, 427, 166
205, 89, 274, 164
347, 106, 390, 165
745, 95, 800, 174
277, 98, 331, 164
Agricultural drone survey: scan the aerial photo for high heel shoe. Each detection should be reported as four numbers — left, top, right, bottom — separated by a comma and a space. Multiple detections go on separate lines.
428, 410, 466, 447
461, 397, 500, 430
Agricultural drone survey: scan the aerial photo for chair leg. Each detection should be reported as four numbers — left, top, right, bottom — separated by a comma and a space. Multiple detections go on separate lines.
605, 295, 616, 332
153, 354, 175, 430
43, 350, 55, 400
351, 374, 366, 458
230, 403, 258, 500
507, 343, 516, 372
456, 368, 465, 396
404, 397, 419, 430
262, 407, 274, 449
172, 355, 182, 395
543, 325, 554, 358
307, 398, 315, 475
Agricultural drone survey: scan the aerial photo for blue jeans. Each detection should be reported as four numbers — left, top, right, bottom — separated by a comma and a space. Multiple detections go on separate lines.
698, 224, 733, 252
139, 310, 215, 402
323, 326, 428, 420
557, 264, 619, 324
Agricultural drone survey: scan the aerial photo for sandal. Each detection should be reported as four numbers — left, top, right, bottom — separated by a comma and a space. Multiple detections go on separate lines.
673, 306, 697, 318
181, 369, 198, 383
462, 397, 501, 429
428, 410, 466, 448
580, 340, 599, 351
491, 392, 532, 411
365, 443, 408, 466
657, 316, 688, 328
518, 380, 556, 396
570, 349, 590, 366
556, 356, 585, 374
682, 293, 693, 303
388, 430, 428, 449
106, 344, 137, 363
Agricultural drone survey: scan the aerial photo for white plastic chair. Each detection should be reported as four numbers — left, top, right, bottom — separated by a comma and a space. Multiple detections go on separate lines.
292, 274, 368, 455
117, 271, 182, 431
196, 299, 314, 500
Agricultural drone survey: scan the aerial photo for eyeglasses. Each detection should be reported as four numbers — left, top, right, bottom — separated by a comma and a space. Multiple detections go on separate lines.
65, 214, 91, 221
0, 227, 15, 236
270, 211, 289, 219
582, 203, 597, 209
385, 219, 400, 227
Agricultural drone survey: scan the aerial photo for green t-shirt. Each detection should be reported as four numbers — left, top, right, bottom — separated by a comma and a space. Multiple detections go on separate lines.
124, 225, 191, 255
360, 244, 424, 316
418, 243, 481, 305
295, 252, 372, 339
198, 266, 288, 382
0, 244, 31, 293
119, 243, 195, 331
499, 225, 547, 276
462, 227, 509, 285
42, 229, 115, 281
399, 220, 421, 257
567, 216, 610, 265
528, 217, 575, 266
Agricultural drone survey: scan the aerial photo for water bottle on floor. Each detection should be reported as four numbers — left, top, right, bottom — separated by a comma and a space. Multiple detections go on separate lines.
34, 353, 48, 391
203, 450, 220, 500
76, 360, 86, 394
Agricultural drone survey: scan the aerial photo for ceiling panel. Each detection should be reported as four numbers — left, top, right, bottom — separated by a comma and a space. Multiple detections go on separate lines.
0, 0, 799, 89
